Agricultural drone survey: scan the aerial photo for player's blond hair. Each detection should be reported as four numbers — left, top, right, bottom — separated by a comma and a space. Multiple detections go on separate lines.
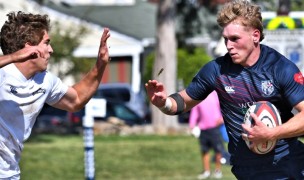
217, 0, 264, 41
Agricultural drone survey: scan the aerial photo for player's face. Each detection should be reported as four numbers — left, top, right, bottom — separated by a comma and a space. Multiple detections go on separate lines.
222, 21, 259, 67
35, 31, 53, 71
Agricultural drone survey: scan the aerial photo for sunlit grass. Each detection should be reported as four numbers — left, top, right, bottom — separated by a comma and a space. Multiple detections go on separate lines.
20, 134, 236, 180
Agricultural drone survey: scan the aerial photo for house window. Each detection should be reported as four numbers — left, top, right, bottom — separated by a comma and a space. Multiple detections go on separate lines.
101, 56, 132, 84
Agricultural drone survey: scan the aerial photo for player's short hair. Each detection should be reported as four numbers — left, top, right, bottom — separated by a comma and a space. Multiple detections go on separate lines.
0, 11, 50, 55
217, 0, 264, 42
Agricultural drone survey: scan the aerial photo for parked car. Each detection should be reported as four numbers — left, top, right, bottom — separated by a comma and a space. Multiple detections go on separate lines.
33, 104, 72, 134
68, 83, 151, 132
93, 83, 150, 121
99, 101, 149, 126
70, 100, 150, 130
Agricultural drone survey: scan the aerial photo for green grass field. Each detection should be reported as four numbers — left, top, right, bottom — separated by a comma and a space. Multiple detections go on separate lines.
20, 134, 236, 180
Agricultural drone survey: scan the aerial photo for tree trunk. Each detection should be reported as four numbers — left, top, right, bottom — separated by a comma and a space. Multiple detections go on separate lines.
152, 0, 179, 134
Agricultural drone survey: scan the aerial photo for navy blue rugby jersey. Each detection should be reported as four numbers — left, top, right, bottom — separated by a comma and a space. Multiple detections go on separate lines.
186, 44, 304, 166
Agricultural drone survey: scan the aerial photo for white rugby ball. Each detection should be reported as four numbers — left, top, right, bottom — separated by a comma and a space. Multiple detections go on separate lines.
243, 101, 282, 154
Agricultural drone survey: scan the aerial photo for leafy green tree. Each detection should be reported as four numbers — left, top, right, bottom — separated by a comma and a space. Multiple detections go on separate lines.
291, 1, 304, 11
175, 0, 228, 48
176, 47, 211, 86
144, 47, 211, 88
175, 1, 202, 47
253, 0, 304, 12
49, 21, 92, 82
175, 0, 304, 49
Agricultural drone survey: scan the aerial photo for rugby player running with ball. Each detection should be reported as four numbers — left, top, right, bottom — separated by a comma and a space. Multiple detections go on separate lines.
146, 0, 304, 179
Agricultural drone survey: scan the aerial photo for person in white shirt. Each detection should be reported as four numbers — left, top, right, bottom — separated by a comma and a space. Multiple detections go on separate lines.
0, 11, 110, 179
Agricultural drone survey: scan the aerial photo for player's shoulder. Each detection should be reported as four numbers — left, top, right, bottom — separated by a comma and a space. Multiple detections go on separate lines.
261, 45, 294, 66
33, 70, 51, 80
201, 55, 229, 72
33, 70, 61, 85
195, 58, 224, 80
261, 45, 298, 72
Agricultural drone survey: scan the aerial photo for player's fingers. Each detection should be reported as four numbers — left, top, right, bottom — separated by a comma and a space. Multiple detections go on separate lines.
242, 133, 249, 141
146, 80, 157, 90
241, 123, 251, 134
249, 143, 256, 150
101, 28, 110, 43
30, 52, 38, 59
250, 112, 261, 125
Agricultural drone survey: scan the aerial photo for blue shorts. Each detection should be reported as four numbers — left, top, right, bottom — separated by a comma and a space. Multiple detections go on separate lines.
231, 155, 304, 180
231, 139, 304, 179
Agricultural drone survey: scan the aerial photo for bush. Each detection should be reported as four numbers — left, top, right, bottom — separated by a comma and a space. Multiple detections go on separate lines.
143, 47, 211, 88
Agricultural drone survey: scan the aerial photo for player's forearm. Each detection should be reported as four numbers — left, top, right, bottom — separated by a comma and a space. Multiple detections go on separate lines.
70, 25, 110, 111
274, 111, 304, 140
0, 54, 15, 68
72, 61, 107, 108
158, 91, 196, 115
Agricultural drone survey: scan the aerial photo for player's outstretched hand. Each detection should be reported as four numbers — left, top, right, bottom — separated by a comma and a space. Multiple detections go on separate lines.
145, 80, 167, 108
97, 28, 110, 64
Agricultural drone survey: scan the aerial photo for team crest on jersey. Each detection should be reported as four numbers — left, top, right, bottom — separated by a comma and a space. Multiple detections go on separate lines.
261, 80, 274, 96
294, 72, 304, 85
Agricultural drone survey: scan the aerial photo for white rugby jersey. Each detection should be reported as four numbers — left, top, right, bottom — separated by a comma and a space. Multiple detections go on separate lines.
0, 63, 68, 178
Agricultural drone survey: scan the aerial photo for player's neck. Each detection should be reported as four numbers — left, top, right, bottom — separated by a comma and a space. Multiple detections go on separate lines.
14, 62, 36, 80
243, 45, 261, 67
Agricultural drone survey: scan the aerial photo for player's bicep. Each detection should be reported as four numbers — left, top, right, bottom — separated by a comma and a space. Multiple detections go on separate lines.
52, 87, 79, 111
293, 101, 304, 113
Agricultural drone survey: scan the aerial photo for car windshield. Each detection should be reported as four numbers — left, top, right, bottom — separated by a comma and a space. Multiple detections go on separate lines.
112, 104, 138, 120
93, 87, 131, 102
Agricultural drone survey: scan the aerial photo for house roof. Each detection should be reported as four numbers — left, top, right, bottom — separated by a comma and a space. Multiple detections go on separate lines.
33, 0, 157, 41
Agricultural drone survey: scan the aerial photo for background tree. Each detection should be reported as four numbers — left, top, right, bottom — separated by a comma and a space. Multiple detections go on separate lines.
49, 21, 91, 83
175, 1, 202, 48
175, 0, 304, 49
252, 0, 304, 12
147, 0, 226, 134
144, 47, 211, 88
152, 0, 179, 134
175, 0, 228, 48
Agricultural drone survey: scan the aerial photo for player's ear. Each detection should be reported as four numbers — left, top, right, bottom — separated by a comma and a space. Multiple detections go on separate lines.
24, 42, 33, 47
252, 29, 260, 43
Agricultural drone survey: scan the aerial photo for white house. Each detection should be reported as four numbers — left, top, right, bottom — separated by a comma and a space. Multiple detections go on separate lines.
0, 0, 150, 94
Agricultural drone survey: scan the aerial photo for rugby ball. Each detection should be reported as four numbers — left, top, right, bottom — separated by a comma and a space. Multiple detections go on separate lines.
243, 101, 282, 154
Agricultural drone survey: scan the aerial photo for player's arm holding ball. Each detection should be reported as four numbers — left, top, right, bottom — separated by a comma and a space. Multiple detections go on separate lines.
242, 100, 304, 146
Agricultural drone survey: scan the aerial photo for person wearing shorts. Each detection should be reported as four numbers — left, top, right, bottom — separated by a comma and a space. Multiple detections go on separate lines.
189, 91, 225, 179
198, 127, 225, 179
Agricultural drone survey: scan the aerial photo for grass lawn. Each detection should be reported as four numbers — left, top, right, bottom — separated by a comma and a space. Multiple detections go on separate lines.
20, 134, 236, 180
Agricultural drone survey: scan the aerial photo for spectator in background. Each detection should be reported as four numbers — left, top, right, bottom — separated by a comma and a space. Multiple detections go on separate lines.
189, 91, 225, 179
